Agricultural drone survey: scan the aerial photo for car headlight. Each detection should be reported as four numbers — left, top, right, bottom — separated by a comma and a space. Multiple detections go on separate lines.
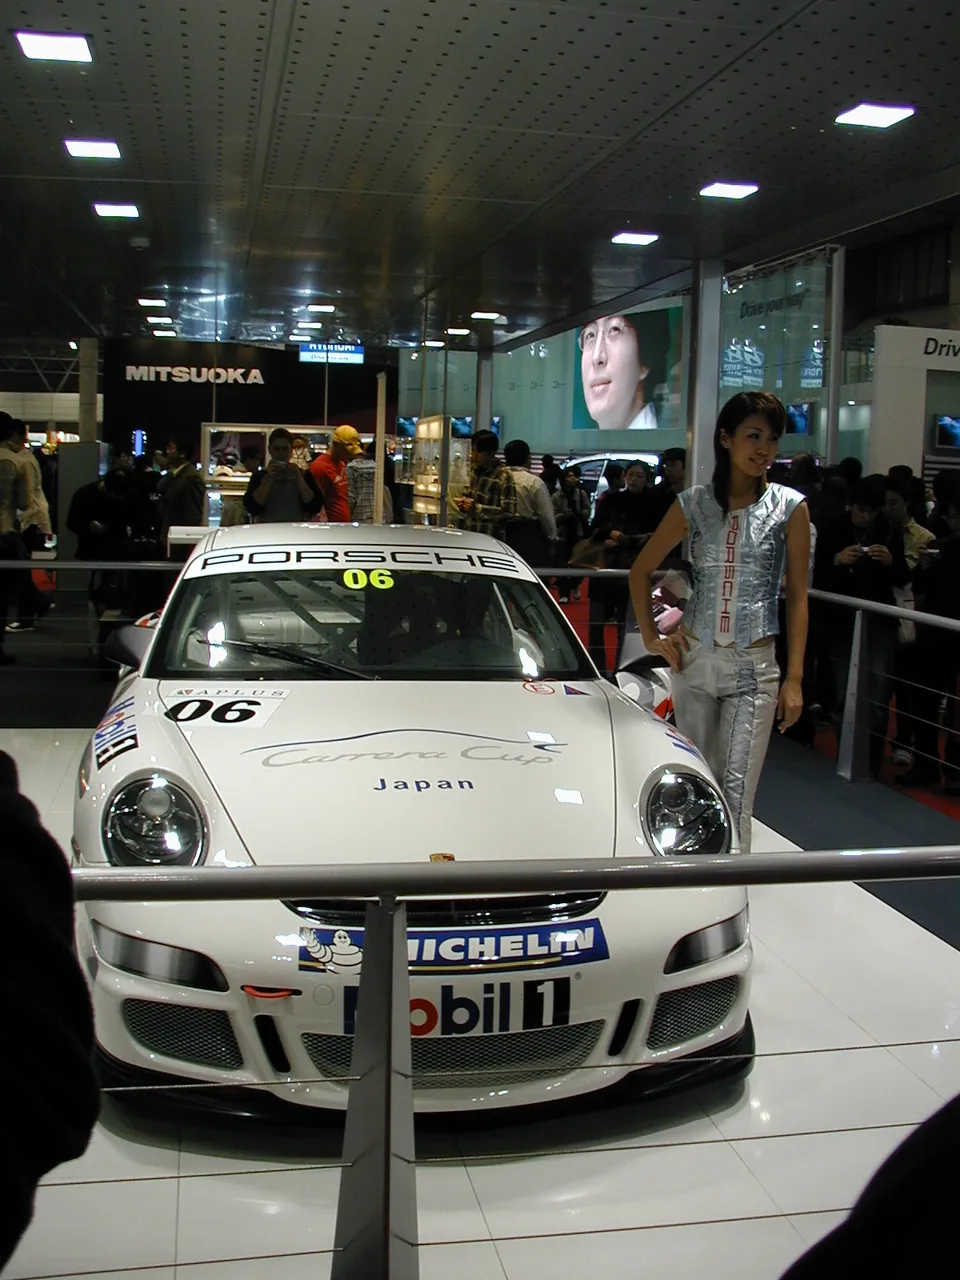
643, 768, 730, 857
103, 774, 206, 868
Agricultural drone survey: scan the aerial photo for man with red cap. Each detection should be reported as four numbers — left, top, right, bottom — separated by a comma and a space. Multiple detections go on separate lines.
309, 425, 363, 522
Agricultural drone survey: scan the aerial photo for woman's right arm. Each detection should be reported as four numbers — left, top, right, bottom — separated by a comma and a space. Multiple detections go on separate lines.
628, 500, 690, 670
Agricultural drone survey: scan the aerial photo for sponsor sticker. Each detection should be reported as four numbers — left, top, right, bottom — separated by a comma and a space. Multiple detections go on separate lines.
94, 696, 138, 769
298, 918, 609, 977
562, 684, 589, 696
343, 976, 572, 1037
163, 691, 288, 729
665, 729, 703, 761
522, 681, 556, 695
185, 546, 528, 580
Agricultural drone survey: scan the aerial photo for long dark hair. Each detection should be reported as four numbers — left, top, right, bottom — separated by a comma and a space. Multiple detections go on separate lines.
712, 391, 787, 514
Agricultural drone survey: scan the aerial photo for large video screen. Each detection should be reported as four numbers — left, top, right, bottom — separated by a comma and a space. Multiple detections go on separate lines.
572, 305, 683, 444
936, 414, 960, 449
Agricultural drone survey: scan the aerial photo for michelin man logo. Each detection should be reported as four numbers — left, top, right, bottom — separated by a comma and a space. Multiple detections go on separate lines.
300, 928, 363, 976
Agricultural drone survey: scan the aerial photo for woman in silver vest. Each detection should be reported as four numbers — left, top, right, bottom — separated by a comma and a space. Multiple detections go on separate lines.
629, 392, 811, 853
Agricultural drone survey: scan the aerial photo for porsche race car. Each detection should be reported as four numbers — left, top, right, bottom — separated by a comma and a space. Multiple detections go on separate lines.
73, 524, 752, 1114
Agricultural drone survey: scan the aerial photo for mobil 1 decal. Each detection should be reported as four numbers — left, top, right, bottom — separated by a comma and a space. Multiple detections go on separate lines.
162, 687, 288, 729
94, 696, 138, 770
343, 977, 572, 1038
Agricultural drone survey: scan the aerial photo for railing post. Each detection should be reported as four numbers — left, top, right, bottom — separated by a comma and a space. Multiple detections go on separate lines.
331, 898, 418, 1280
837, 607, 871, 783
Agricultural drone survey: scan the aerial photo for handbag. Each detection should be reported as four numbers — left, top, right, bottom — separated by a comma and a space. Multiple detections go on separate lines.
568, 537, 607, 569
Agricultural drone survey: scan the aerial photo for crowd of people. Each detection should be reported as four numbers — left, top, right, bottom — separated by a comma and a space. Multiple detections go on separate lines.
448, 423, 960, 797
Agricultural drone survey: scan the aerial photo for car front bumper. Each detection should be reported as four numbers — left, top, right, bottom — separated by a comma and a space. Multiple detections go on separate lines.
77, 888, 753, 1114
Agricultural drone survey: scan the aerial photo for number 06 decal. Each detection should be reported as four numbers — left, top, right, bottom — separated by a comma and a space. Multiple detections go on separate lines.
165, 698, 261, 725
342, 568, 394, 590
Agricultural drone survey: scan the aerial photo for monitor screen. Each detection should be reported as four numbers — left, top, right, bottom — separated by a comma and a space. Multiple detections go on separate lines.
936, 415, 960, 449
395, 417, 417, 438
786, 402, 810, 435
451, 416, 474, 438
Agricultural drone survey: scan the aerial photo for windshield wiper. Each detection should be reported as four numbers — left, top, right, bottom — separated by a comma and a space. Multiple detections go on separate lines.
196, 636, 374, 680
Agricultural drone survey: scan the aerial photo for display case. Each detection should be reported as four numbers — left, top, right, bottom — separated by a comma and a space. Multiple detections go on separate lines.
395, 416, 470, 523
200, 422, 330, 527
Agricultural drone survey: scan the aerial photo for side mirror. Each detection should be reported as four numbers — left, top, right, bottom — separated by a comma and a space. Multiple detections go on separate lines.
104, 625, 154, 670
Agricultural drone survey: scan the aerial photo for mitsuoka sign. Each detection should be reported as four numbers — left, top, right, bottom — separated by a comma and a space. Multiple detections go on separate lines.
125, 365, 265, 384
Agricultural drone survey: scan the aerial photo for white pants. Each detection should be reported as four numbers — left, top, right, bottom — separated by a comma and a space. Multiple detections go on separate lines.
672, 639, 780, 855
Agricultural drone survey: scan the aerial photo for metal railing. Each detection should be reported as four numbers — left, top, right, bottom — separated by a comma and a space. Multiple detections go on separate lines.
4, 559, 958, 787
72, 847, 960, 1280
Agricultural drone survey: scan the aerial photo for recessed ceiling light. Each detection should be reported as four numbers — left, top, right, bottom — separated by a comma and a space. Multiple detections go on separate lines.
16, 32, 92, 62
307, 304, 336, 313
296, 321, 323, 329
471, 311, 501, 321
848, 400, 856, 406
611, 231, 659, 246
700, 182, 758, 200
424, 340, 445, 348
65, 139, 120, 159
835, 103, 915, 129
153, 329, 176, 338
94, 203, 139, 218
145, 315, 171, 325
68, 341, 78, 351
138, 298, 165, 307
446, 328, 471, 336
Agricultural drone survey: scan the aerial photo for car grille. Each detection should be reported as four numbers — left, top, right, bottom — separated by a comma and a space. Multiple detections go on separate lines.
122, 999, 243, 1070
302, 1021, 605, 1091
285, 892, 605, 929
646, 977, 740, 1053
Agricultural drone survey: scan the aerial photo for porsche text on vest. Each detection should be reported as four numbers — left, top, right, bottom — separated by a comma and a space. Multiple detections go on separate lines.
125, 365, 265, 385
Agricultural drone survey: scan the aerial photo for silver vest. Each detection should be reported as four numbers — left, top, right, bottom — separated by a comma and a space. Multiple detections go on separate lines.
678, 483, 804, 649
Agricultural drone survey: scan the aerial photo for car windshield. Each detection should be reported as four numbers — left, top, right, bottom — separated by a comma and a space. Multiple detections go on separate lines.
147, 566, 596, 682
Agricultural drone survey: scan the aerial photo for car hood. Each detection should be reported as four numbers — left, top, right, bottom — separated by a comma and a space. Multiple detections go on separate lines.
158, 679, 618, 864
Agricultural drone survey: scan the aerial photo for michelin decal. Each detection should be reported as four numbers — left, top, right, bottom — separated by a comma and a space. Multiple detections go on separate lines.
299, 919, 609, 976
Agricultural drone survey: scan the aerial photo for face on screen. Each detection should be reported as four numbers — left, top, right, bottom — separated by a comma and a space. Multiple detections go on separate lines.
579, 315, 650, 432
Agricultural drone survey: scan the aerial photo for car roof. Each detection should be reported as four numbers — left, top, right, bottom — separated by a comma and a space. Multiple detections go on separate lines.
193, 523, 513, 557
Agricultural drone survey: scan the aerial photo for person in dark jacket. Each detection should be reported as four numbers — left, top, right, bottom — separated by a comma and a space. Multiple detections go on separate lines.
159, 437, 205, 559
820, 475, 911, 775
781, 1089, 960, 1279
587, 461, 660, 673
894, 485, 960, 790
0, 750, 99, 1269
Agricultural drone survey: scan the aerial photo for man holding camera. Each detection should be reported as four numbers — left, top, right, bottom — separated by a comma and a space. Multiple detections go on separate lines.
244, 427, 322, 523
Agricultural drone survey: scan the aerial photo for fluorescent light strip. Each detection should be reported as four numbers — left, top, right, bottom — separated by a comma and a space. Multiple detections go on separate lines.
307, 304, 336, 313
145, 315, 172, 325
16, 32, 92, 62
700, 182, 758, 200
471, 311, 501, 321
138, 298, 165, 307
153, 329, 177, 338
835, 102, 915, 129
611, 231, 659, 246
65, 139, 120, 159
446, 328, 471, 336
94, 203, 139, 218
424, 340, 444, 348
296, 321, 323, 329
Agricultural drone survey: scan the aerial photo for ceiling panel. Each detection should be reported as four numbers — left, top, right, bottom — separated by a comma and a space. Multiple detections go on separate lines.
0, 0, 955, 348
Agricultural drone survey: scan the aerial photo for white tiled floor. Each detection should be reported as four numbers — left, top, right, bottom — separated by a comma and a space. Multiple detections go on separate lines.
5, 728, 960, 1279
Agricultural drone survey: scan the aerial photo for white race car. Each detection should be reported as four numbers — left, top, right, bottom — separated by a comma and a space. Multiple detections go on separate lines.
73, 524, 752, 1115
